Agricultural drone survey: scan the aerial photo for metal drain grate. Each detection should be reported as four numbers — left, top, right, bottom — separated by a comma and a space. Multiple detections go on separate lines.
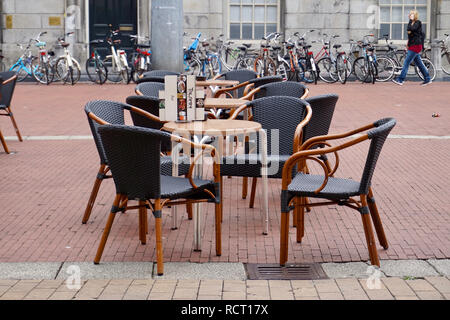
245, 263, 328, 280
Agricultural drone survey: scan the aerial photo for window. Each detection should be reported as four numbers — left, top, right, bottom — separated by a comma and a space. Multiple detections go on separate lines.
379, 0, 429, 41
229, 0, 279, 40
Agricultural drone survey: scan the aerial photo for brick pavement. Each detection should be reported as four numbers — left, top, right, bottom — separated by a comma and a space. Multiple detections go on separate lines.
0, 82, 449, 265
0, 277, 448, 300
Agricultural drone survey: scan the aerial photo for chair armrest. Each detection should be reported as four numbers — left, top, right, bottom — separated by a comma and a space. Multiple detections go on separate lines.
282, 133, 369, 190
213, 81, 250, 98
240, 87, 261, 101
2, 74, 18, 85
300, 88, 310, 100
135, 88, 143, 96
228, 102, 252, 120
293, 104, 312, 153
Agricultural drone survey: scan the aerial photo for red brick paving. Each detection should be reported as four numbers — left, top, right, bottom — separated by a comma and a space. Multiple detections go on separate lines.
0, 82, 449, 264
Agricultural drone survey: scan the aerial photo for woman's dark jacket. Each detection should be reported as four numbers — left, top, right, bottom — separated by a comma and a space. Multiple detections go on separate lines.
407, 19, 423, 46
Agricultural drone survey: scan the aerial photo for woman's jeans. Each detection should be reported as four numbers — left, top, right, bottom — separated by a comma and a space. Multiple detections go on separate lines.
398, 50, 431, 82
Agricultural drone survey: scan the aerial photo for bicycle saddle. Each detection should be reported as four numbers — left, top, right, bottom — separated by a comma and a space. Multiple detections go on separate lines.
333, 44, 342, 49
272, 46, 281, 51
113, 39, 121, 44
261, 44, 269, 48
304, 45, 312, 49
285, 43, 295, 49
243, 43, 252, 48
367, 47, 375, 51
238, 46, 248, 51
137, 44, 151, 49
60, 42, 70, 48
90, 39, 104, 45
202, 42, 209, 47
388, 44, 397, 51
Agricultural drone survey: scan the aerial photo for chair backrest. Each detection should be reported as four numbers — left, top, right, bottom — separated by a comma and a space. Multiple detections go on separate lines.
136, 76, 165, 84
85, 100, 129, 165
125, 95, 171, 153
98, 124, 172, 200
254, 81, 308, 100
247, 96, 309, 156
303, 94, 338, 143
248, 75, 283, 89
359, 118, 397, 194
0, 71, 17, 107
220, 69, 258, 97
135, 82, 165, 98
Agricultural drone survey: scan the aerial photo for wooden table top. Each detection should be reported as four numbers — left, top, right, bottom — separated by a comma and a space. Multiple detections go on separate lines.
204, 98, 248, 110
163, 119, 261, 136
196, 80, 239, 87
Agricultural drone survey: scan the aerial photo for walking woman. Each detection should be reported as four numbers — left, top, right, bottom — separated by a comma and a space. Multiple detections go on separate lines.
393, 10, 432, 86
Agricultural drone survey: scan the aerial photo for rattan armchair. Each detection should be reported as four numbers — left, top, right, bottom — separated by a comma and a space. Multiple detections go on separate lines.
96, 124, 222, 276
279, 118, 396, 267
242, 81, 310, 101
0, 71, 22, 142
82, 100, 189, 225
137, 70, 180, 84
135, 82, 164, 98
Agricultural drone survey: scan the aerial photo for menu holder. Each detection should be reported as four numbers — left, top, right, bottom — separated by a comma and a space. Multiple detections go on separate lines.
159, 75, 206, 122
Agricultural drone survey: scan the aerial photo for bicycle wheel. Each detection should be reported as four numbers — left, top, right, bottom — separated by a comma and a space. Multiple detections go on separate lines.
415, 58, 436, 81
56, 57, 81, 85
369, 61, 378, 84
375, 56, 395, 82
209, 54, 222, 77
423, 48, 431, 60
298, 58, 314, 83
441, 52, 450, 75
86, 57, 108, 84
11, 64, 30, 82
103, 56, 122, 83
317, 57, 338, 83
185, 59, 201, 76
397, 50, 416, 75
31, 57, 51, 85
254, 56, 276, 77
353, 57, 370, 83
335, 54, 349, 84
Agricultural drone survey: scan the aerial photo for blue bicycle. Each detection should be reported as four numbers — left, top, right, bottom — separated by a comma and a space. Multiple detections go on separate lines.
10, 41, 35, 82
183, 32, 202, 75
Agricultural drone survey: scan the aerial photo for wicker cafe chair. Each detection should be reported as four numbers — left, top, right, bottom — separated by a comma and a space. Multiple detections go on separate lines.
135, 82, 164, 98
280, 118, 396, 267
82, 100, 189, 225
95, 124, 222, 275
242, 94, 339, 211
220, 96, 312, 234
137, 70, 180, 84
0, 71, 22, 142
0, 75, 9, 154
212, 69, 258, 99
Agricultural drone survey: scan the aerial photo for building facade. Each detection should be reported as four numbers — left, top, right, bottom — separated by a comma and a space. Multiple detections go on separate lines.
0, 0, 449, 67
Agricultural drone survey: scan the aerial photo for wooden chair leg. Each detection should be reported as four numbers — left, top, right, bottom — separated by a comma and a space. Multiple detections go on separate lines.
94, 194, 121, 264
296, 197, 305, 243
186, 203, 193, 220
220, 176, 224, 223
360, 195, 380, 267
7, 107, 23, 142
280, 211, 290, 266
0, 130, 10, 154
215, 201, 222, 256
82, 165, 107, 224
154, 199, 164, 276
242, 177, 248, 199
368, 188, 389, 249
304, 197, 312, 212
139, 201, 147, 245
249, 177, 258, 208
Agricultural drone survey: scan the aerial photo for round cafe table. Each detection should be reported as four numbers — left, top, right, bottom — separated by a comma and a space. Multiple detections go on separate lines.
163, 119, 270, 251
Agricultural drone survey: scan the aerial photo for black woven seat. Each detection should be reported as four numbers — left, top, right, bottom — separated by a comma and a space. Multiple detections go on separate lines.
135, 82, 164, 98
82, 100, 189, 225
94, 124, 222, 276
279, 118, 397, 268
0, 71, 22, 142
287, 173, 360, 199
221, 154, 291, 179
137, 70, 180, 84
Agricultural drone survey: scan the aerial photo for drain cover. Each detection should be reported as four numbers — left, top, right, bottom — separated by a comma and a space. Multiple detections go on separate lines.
245, 264, 328, 280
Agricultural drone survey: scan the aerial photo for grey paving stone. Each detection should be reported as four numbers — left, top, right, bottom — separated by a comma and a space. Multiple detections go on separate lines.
321, 262, 382, 279
56, 262, 153, 280
0, 263, 61, 280
427, 259, 450, 276
380, 260, 439, 278
155, 263, 247, 280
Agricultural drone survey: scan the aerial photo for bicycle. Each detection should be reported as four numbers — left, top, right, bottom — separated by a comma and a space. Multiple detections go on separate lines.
183, 32, 202, 75
103, 25, 130, 84
295, 31, 320, 85
423, 33, 450, 75
253, 32, 277, 77
54, 32, 81, 85
86, 39, 108, 85
274, 33, 306, 82
31, 32, 55, 85
129, 35, 152, 83
215, 35, 255, 71
197, 39, 221, 79
353, 34, 378, 84
9, 42, 36, 82
316, 34, 349, 84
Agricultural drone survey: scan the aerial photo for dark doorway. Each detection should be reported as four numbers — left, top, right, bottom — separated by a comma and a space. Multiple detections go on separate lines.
89, 0, 137, 58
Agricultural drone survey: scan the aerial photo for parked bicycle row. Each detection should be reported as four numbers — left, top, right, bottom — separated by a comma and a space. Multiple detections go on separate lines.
182, 31, 450, 84
4, 26, 152, 85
